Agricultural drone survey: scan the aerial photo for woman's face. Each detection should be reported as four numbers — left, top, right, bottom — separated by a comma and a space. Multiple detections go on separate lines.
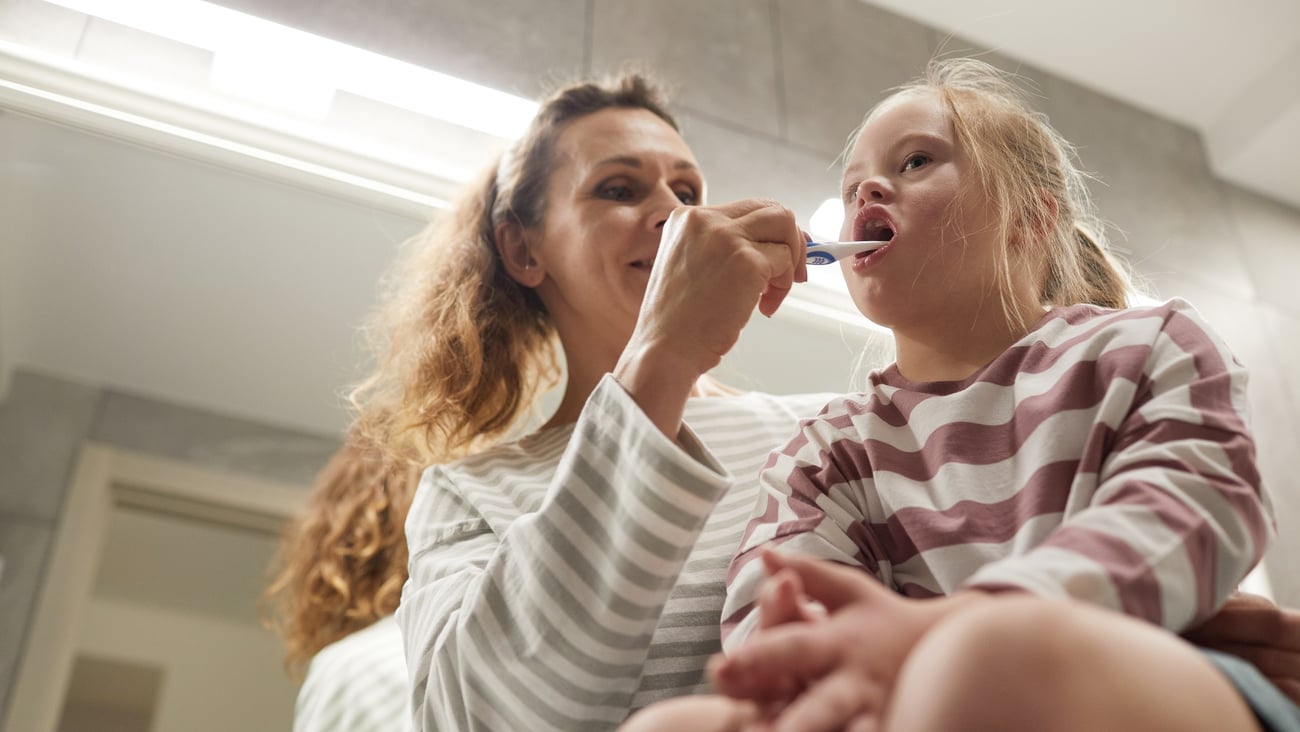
837, 90, 1000, 333
528, 107, 704, 362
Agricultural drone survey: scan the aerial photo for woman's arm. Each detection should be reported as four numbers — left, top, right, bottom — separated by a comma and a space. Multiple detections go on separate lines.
398, 376, 733, 731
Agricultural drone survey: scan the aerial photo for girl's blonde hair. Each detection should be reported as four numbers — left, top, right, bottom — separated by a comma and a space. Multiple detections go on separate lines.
858, 58, 1131, 325
350, 72, 679, 468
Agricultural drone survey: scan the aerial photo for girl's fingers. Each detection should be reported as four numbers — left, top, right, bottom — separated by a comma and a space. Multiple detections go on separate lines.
844, 712, 882, 732
712, 625, 834, 699
771, 669, 879, 732
760, 548, 878, 611
758, 571, 805, 630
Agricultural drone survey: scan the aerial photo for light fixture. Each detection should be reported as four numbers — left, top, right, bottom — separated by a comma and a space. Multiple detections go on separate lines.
41, 0, 538, 138
0, 0, 539, 216
808, 197, 845, 241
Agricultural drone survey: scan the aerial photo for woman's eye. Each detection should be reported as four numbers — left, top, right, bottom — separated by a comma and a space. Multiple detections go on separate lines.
675, 188, 699, 205
903, 154, 930, 171
599, 184, 636, 202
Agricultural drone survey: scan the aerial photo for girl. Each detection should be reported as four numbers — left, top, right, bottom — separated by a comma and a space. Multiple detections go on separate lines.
629, 58, 1291, 731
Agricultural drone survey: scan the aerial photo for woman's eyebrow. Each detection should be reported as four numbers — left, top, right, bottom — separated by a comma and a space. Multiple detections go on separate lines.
592, 155, 700, 172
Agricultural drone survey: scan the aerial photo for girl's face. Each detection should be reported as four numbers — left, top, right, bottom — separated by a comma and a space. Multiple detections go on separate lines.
527, 107, 704, 362
838, 90, 1000, 333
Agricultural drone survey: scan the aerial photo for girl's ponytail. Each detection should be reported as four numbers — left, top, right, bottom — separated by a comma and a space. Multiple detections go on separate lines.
1073, 225, 1129, 309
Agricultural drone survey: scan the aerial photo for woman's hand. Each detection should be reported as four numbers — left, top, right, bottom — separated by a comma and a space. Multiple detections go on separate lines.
614, 199, 806, 436
1182, 591, 1300, 704
709, 549, 990, 732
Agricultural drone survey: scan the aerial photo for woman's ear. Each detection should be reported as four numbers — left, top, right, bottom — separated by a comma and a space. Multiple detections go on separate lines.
495, 221, 544, 287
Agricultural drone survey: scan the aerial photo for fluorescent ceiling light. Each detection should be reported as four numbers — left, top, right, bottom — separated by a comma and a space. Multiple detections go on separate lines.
42, 0, 538, 138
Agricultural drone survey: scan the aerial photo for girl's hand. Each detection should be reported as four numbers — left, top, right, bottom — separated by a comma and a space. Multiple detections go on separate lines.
709, 549, 990, 732
1182, 591, 1300, 704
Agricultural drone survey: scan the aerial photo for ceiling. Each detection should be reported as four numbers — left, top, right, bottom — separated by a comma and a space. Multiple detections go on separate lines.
863, 0, 1300, 210
2, 0, 1298, 440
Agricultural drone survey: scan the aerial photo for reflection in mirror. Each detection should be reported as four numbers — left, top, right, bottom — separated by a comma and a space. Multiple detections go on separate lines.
57, 502, 295, 731
57, 655, 162, 732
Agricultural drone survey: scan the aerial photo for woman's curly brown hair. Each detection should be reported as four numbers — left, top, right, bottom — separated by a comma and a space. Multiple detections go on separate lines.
262, 442, 421, 678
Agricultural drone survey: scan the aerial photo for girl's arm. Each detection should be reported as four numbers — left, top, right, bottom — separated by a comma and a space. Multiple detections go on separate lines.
721, 406, 881, 651
962, 302, 1274, 631
397, 375, 732, 731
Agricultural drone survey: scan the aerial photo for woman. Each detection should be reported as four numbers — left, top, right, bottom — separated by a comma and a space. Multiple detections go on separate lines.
366, 73, 827, 731
274, 71, 1300, 731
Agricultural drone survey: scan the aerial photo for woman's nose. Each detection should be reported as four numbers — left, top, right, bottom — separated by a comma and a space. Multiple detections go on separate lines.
649, 184, 684, 230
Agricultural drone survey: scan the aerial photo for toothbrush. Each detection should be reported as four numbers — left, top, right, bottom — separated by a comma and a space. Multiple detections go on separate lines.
805, 240, 888, 265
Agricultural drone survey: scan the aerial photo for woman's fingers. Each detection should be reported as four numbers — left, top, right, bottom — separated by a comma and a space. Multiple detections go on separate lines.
1185, 593, 1300, 649
1271, 677, 1300, 707
1201, 641, 1300, 683
1183, 593, 1300, 705
638, 199, 806, 372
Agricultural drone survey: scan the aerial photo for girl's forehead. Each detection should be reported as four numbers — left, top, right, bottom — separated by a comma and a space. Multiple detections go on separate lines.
850, 90, 950, 156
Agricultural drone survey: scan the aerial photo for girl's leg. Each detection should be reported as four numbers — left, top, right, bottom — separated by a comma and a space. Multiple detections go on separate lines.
618, 695, 759, 732
884, 595, 1262, 732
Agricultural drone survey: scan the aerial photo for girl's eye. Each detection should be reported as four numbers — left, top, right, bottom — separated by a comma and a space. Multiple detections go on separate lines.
675, 188, 699, 206
842, 182, 860, 204
903, 153, 931, 171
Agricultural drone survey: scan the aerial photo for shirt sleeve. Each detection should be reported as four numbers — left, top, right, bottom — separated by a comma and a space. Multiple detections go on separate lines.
397, 374, 732, 731
721, 405, 883, 653
962, 302, 1275, 631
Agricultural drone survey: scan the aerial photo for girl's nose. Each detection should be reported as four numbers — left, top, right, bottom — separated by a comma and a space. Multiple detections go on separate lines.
857, 177, 892, 204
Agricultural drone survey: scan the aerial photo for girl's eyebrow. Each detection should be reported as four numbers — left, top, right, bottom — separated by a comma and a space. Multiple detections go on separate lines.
843, 132, 950, 178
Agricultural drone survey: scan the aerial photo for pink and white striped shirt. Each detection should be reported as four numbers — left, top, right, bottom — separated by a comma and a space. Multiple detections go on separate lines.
722, 299, 1274, 648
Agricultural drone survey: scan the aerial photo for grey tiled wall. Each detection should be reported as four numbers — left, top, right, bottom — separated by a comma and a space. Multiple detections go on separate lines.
0, 371, 337, 724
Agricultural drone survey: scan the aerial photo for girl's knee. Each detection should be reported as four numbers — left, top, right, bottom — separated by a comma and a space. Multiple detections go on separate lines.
619, 695, 759, 732
889, 596, 1260, 732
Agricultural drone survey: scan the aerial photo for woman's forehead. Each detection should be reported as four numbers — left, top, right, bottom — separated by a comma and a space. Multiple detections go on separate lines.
556, 108, 696, 168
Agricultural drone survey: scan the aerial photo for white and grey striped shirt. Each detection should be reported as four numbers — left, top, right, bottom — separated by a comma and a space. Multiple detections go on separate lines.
295, 615, 409, 732
398, 375, 830, 730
